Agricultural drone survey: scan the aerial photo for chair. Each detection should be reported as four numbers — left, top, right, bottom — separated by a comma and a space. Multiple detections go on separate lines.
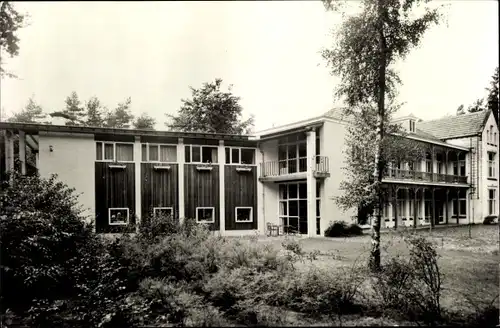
267, 222, 279, 237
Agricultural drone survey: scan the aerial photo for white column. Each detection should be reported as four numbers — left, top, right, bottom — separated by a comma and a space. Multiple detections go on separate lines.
177, 138, 185, 222
306, 129, 317, 237
218, 140, 225, 234
256, 145, 265, 235
134, 136, 142, 231
421, 189, 426, 225
19, 131, 26, 175
405, 189, 410, 226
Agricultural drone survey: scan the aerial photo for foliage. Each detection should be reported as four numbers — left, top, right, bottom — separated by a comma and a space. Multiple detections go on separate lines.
105, 97, 134, 128
371, 233, 443, 324
84, 96, 106, 127
324, 220, 364, 237
322, 0, 443, 271
166, 78, 254, 134
6, 97, 50, 124
486, 67, 499, 123
336, 104, 427, 212
322, 0, 442, 107
457, 66, 499, 117
132, 112, 156, 130
0, 171, 99, 315
0, 1, 26, 78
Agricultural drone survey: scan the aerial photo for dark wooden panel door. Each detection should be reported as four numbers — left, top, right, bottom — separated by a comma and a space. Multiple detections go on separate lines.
141, 163, 179, 220
224, 166, 257, 230
184, 164, 220, 230
95, 162, 135, 233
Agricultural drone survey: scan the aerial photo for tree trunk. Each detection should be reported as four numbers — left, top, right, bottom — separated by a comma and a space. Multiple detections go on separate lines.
369, 0, 387, 273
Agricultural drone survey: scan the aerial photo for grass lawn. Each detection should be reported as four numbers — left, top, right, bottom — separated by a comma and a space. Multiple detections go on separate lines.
253, 224, 499, 325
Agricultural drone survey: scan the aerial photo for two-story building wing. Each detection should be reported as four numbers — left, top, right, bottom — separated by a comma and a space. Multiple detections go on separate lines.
1, 108, 498, 237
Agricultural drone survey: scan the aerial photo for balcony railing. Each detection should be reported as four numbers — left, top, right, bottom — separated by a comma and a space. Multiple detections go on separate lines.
383, 168, 468, 184
260, 156, 329, 178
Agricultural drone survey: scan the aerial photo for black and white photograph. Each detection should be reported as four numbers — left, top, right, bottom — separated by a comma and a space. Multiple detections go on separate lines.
0, 0, 499, 326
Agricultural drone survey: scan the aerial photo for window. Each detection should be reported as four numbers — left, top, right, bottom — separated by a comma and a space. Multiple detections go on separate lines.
279, 183, 308, 234
409, 120, 415, 133
490, 125, 494, 144
452, 189, 467, 217
495, 132, 497, 145
488, 152, 496, 178
196, 207, 215, 223
235, 207, 253, 223
488, 189, 496, 215
185, 145, 217, 163
153, 207, 173, 218
225, 147, 255, 165
142, 144, 177, 162
487, 129, 490, 143
109, 208, 129, 225
96, 142, 134, 162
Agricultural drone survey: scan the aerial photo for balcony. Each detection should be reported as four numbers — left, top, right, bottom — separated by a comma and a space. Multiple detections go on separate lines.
259, 156, 330, 182
383, 168, 468, 185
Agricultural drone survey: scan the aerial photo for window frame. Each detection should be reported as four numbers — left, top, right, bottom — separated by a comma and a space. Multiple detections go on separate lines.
196, 207, 215, 223
185, 145, 218, 164
235, 206, 253, 223
142, 143, 177, 163
225, 146, 256, 165
153, 207, 174, 217
96, 141, 135, 163
488, 152, 496, 178
488, 189, 496, 215
108, 207, 130, 226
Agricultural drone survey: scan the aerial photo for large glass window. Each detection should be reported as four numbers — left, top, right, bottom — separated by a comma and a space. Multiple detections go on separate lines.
279, 183, 308, 234
185, 145, 218, 163
96, 142, 134, 162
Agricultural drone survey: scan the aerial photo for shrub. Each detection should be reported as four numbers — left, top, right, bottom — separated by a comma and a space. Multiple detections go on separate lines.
274, 266, 364, 318
0, 172, 100, 316
372, 234, 443, 325
324, 221, 364, 237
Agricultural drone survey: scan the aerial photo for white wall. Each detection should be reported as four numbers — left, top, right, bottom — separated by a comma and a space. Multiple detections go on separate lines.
38, 132, 95, 224
481, 111, 499, 220
258, 139, 280, 228
321, 120, 355, 228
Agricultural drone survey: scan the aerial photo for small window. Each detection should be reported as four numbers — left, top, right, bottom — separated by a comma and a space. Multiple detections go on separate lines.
202, 147, 217, 163
299, 183, 307, 198
104, 143, 114, 160
153, 207, 173, 218
141, 144, 147, 161
225, 147, 231, 164
231, 148, 239, 164
109, 208, 129, 225
185, 146, 191, 163
196, 207, 215, 223
116, 143, 134, 161
241, 148, 255, 164
96, 142, 103, 160
235, 207, 253, 223
192, 146, 201, 162
149, 144, 159, 161
159, 145, 177, 162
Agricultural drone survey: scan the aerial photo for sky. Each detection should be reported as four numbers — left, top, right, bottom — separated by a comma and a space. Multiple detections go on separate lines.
0, 1, 498, 132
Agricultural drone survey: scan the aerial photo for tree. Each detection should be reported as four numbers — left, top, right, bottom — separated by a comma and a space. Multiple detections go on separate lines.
456, 104, 465, 116
105, 97, 134, 128
84, 97, 106, 127
466, 99, 486, 114
486, 66, 499, 123
7, 97, 50, 124
50, 91, 86, 126
0, 1, 26, 78
337, 103, 426, 220
133, 113, 156, 130
166, 78, 254, 134
322, 0, 442, 271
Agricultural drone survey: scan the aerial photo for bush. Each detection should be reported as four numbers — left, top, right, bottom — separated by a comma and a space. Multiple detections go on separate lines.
372, 234, 443, 325
0, 172, 101, 317
324, 221, 364, 237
